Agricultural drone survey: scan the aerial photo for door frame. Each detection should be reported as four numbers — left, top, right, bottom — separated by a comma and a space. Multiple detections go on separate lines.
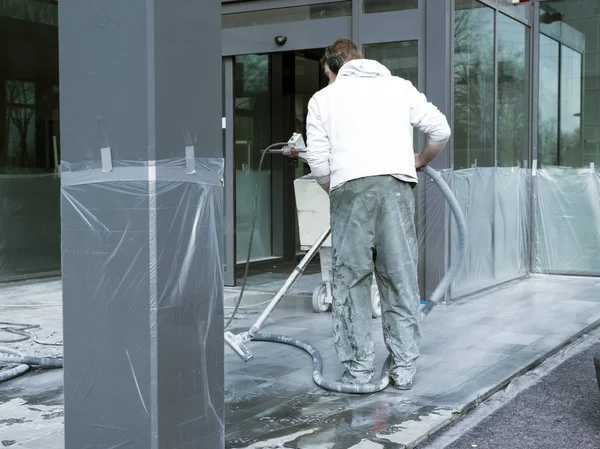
221, 4, 426, 286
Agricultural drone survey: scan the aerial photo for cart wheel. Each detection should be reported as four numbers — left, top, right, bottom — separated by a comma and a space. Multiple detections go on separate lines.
312, 284, 331, 313
371, 289, 382, 318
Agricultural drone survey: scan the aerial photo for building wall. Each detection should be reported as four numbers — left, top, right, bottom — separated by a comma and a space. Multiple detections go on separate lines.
2, 0, 600, 298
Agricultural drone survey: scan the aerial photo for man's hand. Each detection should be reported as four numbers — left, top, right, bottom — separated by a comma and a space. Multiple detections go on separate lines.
415, 153, 425, 171
415, 138, 447, 171
319, 182, 330, 193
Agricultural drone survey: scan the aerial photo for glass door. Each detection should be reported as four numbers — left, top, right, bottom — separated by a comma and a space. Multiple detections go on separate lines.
221, 0, 424, 285
280, 50, 330, 255
233, 54, 275, 263
231, 50, 329, 265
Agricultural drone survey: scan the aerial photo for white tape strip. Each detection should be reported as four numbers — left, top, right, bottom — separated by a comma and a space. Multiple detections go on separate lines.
590, 162, 595, 173
101, 147, 113, 172
222, 117, 227, 129
148, 164, 156, 182
532, 159, 537, 177
185, 145, 196, 175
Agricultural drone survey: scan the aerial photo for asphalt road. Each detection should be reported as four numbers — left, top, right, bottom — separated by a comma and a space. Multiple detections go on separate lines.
421, 343, 600, 449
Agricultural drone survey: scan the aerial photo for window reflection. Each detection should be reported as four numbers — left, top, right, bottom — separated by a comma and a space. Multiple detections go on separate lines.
363, 0, 418, 14
538, 35, 560, 167
223, 2, 352, 28
6, 81, 36, 168
0, 0, 61, 281
497, 14, 529, 168
560, 46, 582, 167
234, 54, 274, 262
453, 0, 495, 169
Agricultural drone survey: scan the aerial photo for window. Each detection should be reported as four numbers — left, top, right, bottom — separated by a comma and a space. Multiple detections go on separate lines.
363, 0, 418, 14
538, 35, 560, 167
222, 2, 352, 28
497, 14, 529, 167
560, 46, 582, 167
5, 80, 36, 168
234, 55, 274, 262
363, 40, 418, 83
453, 0, 495, 169
0, 0, 61, 282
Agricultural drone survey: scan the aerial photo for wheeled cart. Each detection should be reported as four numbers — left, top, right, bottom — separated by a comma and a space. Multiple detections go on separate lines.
294, 174, 382, 317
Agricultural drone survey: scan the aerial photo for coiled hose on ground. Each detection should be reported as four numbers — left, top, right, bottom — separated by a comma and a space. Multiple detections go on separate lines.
0, 321, 63, 383
227, 152, 468, 394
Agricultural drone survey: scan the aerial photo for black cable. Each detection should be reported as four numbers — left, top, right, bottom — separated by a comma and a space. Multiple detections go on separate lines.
224, 142, 288, 330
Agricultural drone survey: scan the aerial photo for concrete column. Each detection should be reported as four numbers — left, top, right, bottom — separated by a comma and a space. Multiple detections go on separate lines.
424, 0, 453, 301
58, 1, 224, 448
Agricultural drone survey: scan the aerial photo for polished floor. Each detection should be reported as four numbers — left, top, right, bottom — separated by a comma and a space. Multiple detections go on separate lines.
1, 274, 599, 448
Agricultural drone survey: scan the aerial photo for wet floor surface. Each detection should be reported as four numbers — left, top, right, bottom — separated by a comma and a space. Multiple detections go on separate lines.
1, 274, 600, 448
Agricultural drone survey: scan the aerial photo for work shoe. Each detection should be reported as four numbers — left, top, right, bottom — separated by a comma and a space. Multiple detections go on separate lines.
390, 377, 413, 390
390, 366, 416, 390
339, 370, 373, 385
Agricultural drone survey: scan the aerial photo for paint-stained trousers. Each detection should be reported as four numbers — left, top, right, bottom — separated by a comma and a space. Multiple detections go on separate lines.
330, 175, 420, 385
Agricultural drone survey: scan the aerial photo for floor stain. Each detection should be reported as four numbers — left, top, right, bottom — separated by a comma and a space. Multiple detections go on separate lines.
225, 388, 445, 449
42, 410, 64, 420
0, 417, 31, 426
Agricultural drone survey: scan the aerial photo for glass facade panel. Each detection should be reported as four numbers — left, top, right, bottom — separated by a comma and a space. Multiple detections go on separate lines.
497, 13, 529, 167
363, 40, 418, 84
363, 0, 418, 14
538, 34, 560, 167
453, 0, 495, 169
222, 1, 352, 28
534, 0, 600, 276
0, 0, 60, 281
234, 54, 275, 263
560, 45, 582, 167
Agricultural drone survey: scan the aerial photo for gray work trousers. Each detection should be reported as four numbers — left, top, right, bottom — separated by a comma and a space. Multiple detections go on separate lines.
330, 175, 420, 385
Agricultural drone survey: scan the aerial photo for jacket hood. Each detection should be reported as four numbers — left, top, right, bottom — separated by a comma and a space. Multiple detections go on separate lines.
337, 59, 391, 78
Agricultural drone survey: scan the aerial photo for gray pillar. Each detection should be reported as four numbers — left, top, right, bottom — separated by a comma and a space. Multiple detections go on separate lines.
59, 1, 224, 448
424, 0, 453, 301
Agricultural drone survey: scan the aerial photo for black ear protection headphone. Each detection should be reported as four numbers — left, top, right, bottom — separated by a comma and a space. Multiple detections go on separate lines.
324, 46, 344, 75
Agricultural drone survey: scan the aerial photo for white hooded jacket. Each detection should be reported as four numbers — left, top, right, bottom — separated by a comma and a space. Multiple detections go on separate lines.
304, 59, 451, 190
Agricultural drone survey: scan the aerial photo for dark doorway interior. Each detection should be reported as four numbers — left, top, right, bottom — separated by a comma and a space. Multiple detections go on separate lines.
232, 49, 328, 280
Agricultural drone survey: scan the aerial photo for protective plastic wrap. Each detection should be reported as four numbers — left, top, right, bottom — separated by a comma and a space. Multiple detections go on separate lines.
533, 166, 600, 275
446, 167, 531, 299
442, 165, 600, 300
0, 173, 61, 282
60, 156, 225, 448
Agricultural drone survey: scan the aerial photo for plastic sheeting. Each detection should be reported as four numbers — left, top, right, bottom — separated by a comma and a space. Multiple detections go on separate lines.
533, 166, 600, 275
60, 156, 224, 448
442, 165, 600, 300
0, 173, 61, 282
2, 161, 600, 308
445, 167, 531, 299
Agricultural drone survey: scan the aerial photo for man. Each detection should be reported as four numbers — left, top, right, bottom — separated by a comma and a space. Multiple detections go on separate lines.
304, 39, 450, 390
